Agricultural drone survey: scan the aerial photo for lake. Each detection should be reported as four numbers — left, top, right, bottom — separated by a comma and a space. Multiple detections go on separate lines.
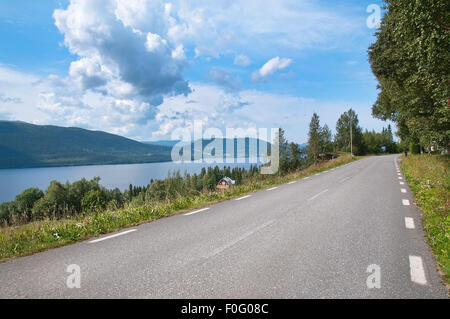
0, 159, 263, 203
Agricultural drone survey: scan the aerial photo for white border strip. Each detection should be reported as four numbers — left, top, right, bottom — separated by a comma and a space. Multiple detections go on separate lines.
89, 229, 137, 243
184, 207, 210, 216
235, 195, 252, 201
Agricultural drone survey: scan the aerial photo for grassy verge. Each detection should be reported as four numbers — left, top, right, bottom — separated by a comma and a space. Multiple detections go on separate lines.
400, 154, 450, 286
0, 153, 363, 262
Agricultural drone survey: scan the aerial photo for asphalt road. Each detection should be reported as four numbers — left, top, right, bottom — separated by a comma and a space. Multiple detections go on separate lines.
0, 155, 447, 298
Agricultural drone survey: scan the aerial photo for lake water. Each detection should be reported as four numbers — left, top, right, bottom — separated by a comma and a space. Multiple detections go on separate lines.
0, 159, 263, 203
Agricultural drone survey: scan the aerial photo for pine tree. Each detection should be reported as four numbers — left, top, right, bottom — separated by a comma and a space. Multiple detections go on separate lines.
307, 113, 322, 164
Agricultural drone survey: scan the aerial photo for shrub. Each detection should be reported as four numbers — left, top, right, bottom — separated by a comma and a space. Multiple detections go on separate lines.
81, 190, 107, 212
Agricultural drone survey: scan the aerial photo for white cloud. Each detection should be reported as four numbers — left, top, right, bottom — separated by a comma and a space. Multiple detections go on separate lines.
251, 56, 292, 82
53, 0, 191, 107
234, 54, 252, 67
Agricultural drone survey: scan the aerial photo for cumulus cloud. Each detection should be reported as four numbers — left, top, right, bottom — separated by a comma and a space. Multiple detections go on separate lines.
251, 56, 292, 82
152, 83, 249, 138
53, 0, 191, 106
234, 54, 252, 67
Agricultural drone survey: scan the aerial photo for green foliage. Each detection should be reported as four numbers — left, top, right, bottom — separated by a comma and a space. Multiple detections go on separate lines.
368, 0, 450, 151
307, 113, 322, 164
277, 128, 290, 175
14, 188, 44, 218
335, 109, 364, 155
320, 124, 333, 154
362, 125, 398, 154
409, 143, 421, 154
81, 190, 108, 212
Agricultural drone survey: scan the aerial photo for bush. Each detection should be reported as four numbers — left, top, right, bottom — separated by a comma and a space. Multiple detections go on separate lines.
14, 188, 44, 219
409, 143, 421, 154
81, 190, 107, 212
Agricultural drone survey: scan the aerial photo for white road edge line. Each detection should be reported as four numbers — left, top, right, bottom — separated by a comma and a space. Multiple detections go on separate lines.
207, 220, 275, 258
405, 217, 415, 229
235, 195, 252, 201
267, 187, 278, 191
401, 188, 407, 193
303, 177, 310, 180
184, 207, 210, 216
402, 199, 410, 206
309, 189, 329, 201
288, 181, 297, 185
89, 229, 137, 243
409, 255, 427, 285
400, 182, 405, 185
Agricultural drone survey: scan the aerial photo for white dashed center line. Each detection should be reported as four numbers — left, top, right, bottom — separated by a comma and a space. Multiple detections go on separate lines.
235, 195, 252, 201
402, 199, 410, 206
409, 256, 427, 285
184, 207, 210, 216
405, 217, 415, 229
89, 229, 137, 243
206, 220, 275, 258
309, 189, 329, 201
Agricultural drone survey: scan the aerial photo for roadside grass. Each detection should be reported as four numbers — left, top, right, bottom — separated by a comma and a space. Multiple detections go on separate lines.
400, 154, 450, 286
0, 153, 362, 262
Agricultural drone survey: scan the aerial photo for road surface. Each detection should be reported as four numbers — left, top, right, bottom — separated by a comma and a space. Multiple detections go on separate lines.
0, 155, 447, 298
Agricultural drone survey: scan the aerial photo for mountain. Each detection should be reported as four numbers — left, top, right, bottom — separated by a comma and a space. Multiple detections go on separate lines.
0, 121, 172, 169
144, 138, 272, 159
0, 121, 272, 169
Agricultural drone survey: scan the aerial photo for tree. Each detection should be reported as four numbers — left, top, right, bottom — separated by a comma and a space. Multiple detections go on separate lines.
335, 109, 363, 155
307, 113, 322, 164
320, 124, 333, 153
68, 178, 100, 213
277, 128, 290, 174
368, 0, 450, 151
14, 188, 44, 219
32, 180, 69, 219
288, 142, 305, 171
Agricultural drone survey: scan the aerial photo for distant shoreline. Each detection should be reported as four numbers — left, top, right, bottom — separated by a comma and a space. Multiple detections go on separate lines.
0, 158, 174, 170
0, 156, 266, 170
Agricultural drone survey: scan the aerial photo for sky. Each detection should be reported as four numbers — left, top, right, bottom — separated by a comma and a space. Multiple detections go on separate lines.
0, 0, 389, 143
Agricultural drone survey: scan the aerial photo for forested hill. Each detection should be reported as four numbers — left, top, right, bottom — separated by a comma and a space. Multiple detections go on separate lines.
0, 121, 274, 169
0, 121, 172, 169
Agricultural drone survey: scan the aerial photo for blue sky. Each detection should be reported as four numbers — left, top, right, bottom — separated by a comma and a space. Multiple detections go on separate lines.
0, 0, 389, 143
